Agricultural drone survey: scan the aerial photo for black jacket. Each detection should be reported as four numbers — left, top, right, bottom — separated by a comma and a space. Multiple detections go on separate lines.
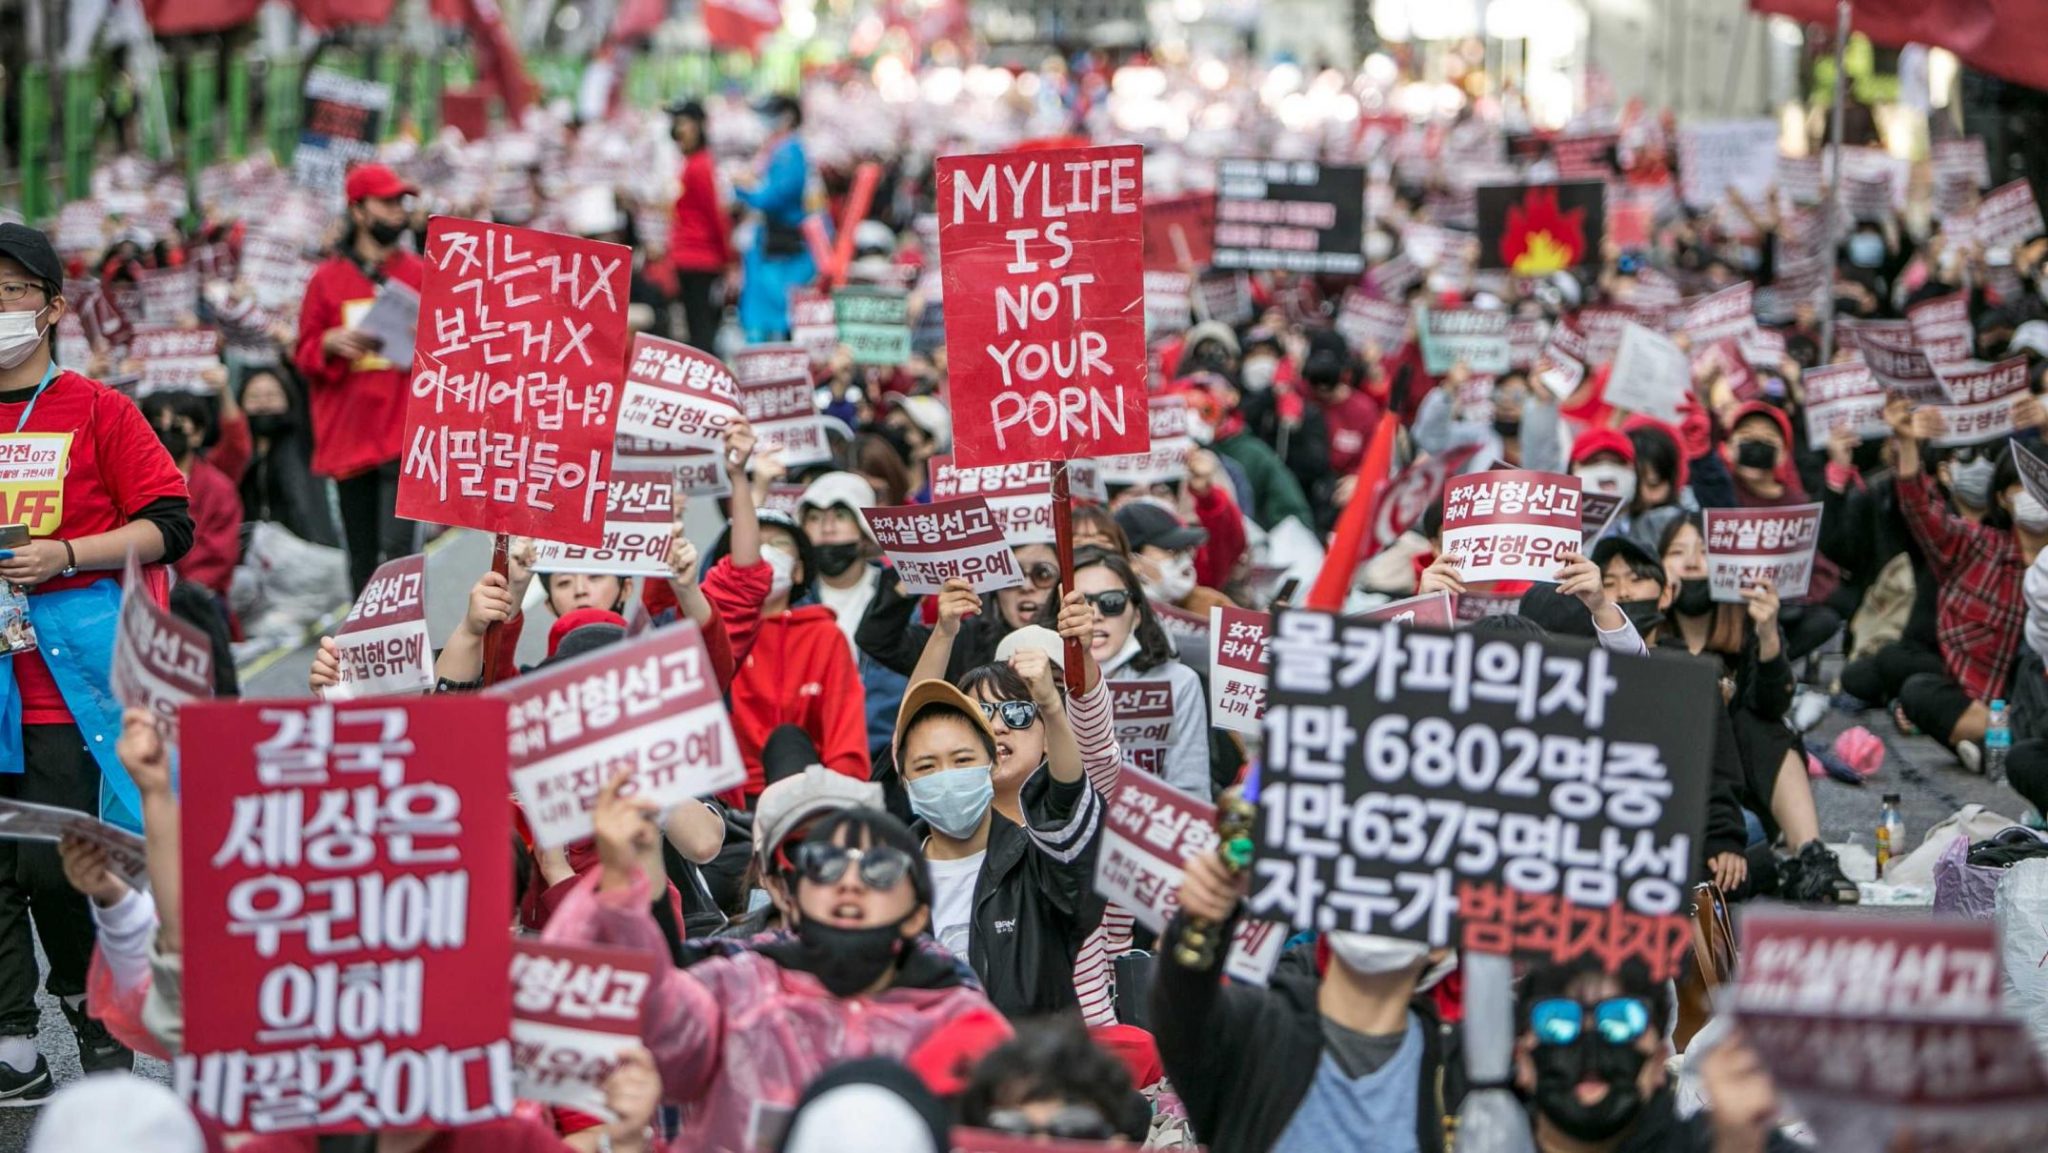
1592, 1087, 1804, 1153
857, 574, 1014, 683
914, 767, 1105, 1020
1152, 921, 1460, 1153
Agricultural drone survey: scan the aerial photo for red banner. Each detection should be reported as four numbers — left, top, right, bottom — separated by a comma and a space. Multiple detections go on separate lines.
510, 941, 659, 1117
1141, 192, 1216, 272
703, 0, 783, 50
144, 0, 264, 33
1750, 0, 2048, 93
178, 697, 514, 1133
397, 219, 630, 546
937, 144, 1148, 467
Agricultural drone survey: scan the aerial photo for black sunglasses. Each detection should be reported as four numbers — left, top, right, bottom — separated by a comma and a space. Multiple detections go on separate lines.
1084, 589, 1131, 617
985, 1106, 1115, 1142
979, 699, 1040, 730
790, 843, 916, 892
1020, 561, 1059, 589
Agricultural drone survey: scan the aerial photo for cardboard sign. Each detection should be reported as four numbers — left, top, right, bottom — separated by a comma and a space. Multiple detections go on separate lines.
293, 68, 392, 196
1974, 180, 2046, 252
1143, 271, 1193, 337
324, 555, 432, 700
615, 335, 742, 455
1357, 591, 1457, 629
530, 468, 677, 577
397, 220, 629, 547
1252, 614, 1716, 981
731, 344, 829, 469
789, 288, 839, 366
833, 287, 912, 366
1474, 182, 1604, 274
2015, 437, 2048, 509
937, 144, 1147, 467
494, 622, 744, 850
1208, 607, 1269, 736
177, 697, 514, 1132
1676, 119, 1781, 209
1440, 470, 1582, 585
130, 327, 222, 396
0, 800, 149, 889
1141, 191, 1216, 271
1907, 293, 1974, 366
110, 555, 213, 744
1678, 282, 1755, 348
1416, 307, 1511, 375
1702, 504, 1823, 603
1337, 291, 1410, 358
1108, 680, 1175, 780
861, 496, 1025, 595
1846, 319, 1944, 405
1372, 446, 1485, 554
1604, 323, 1691, 423
1802, 360, 1888, 443
1213, 158, 1367, 276
510, 941, 658, 1119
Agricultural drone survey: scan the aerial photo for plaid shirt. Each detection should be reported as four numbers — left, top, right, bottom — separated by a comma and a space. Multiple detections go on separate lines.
1900, 473, 2025, 701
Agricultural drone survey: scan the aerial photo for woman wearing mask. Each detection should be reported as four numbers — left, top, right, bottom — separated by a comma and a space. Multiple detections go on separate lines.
731, 95, 816, 341
1416, 366, 1567, 474
1114, 501, 1231, 614
1721, 403, 1845, 665
1617, 421, 1692, 550
236, 367, 337, 548
1568, 429, 1639, 507
1063, 548, 1213, 800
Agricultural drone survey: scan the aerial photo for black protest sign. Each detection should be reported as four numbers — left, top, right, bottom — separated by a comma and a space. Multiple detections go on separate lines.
1251, 614, 1716, 981
1213, 159, 1366, 276
1474, 182, 1605, 274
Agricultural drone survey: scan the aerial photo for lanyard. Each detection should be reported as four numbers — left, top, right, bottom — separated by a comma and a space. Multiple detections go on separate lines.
14, 363, 56, 434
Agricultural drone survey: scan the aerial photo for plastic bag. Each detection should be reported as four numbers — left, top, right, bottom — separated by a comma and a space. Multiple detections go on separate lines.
1933, 834, 2007, 919
236, 521, 349, 641
1455, 952, 1537, 1153
1995, 858, 2048, 1054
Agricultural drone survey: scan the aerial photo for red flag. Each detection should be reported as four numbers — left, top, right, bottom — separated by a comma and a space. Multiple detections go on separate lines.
144, 0, 262, 34
609, 0, 666, 42
704, 0, 782, 51
1749, 0, 2048, 92
290, 0, 397, 28
1305, 414, 1397, 612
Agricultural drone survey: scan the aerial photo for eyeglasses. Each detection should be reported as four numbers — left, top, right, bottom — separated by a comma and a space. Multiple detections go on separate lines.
1529, 996, 1652, 1047
1949, 444, 1992, 464
0, 282, 48, 305
1084, 589, 1131, 618
978, 699, 1040, 730
984, 1106, 1115, 1142
1020, 561, 1059, 589
789, 842, 916, 893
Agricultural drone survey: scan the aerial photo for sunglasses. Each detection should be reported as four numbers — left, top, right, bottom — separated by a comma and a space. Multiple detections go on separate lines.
979, 699, 1040, 730
984, 1106, 1115, 1142
1020, 561, 1059, 589
1529, 997, 1652, 1047
1949, 444, 1992, 464
789, 843, 916, 893
1084, 589, 1131, 618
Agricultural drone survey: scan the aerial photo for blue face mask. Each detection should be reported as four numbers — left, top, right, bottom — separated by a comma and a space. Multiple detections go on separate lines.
907, 764, 995, 840
1847, 232, 1886, 269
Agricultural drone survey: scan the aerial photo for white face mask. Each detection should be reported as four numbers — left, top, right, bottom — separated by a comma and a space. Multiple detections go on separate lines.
1143, 554, 1198, 604
1241, 358, 1278, 392
1575, 462, 1638, 505
1187, 415, 1216, 446
1325, 931, 1456, 992
764, 545, 797, 600
2015, 490, 2048, 534
0, 308, 49, 371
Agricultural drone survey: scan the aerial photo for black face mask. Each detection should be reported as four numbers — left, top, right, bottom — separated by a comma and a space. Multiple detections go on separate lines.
1734, 440, 1779, 471
1492, 418, 1522, 441
1532, 1035, 1650, 1142
1617, 598, 1666, 637
1673, 578, 1715, 617
366, 219, 408, 247
155, 423, 191, 461
793, 914, 909, 997
812, 542, 863, 579
247, 412, 299, 440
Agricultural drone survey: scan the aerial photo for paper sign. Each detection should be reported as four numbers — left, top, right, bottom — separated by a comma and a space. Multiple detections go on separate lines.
1974, 180, 2045, 252
1802, 360, 1888, 443
1107, 680, 1176, 781
177, 696, 515, 1132
355, 279, 421, 371
1196, 271, 1255, 327
1208, 607, 1269, 736
1440, 470, 1584, 584
1143, 271, 1193, 336
789, 288, 839, 366
1907, 294, 1973, 366
110, 555, 213, 743
530, 468, 677, 577
397, 219, 629, 547
1096, 394, 1191, 487
134, 266, 200, 327
1093, 771, 1223, 934
1928, 393, 2029, 447
129, 327, 222, 397
616, 335, 742, 455
670, 455, 733, 500
1141, 192, 1216, 271
494, 622, 744, 850
1929, 356, 2030, 446
1337, 291, 1410, 357
2014, 438, 2048, 510
1580, 491, 1625, 541
0, 800, 149, 889
1702, 504, 1823, 603
1357, 591, 1456, 629
1213, 158, 1367, 275
1678, 282, 1755, 347
1847, 319, 1944, 405
1151, 600, 1210, 678
324, 555, 432, 700
510, 941, 658, 1119
1676, 119, 1781, 209
1417, 307, 1511, 375
1605, 322, 1691, 422
1535, 318, 1588, 399
861, 496, 1025, 595
1507, 317, 1550, 370
730, 344, 829, 468
937, 144, 1148, 467
1372, 446, 1484, 554
833, 287, 911, 366
293, 68, 392, 196
927, 456, 1080, 547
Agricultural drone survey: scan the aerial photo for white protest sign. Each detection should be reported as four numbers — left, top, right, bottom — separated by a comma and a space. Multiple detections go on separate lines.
530, 468, 678, 577
1677, 119, 1781, 209
1207, 607, 1268, 736
324, 554, 433, 700
1678, 282, 1755, 347
860, 496, 1025, 595
0, 800, 149, 889
1108, 680, 1175, 780
1802, 359, 1889, 443
1703, 504, 1823, 603
510, 941, 657, 1119
1439, 470, 1584, 584
614, 336, 742, 455
1605, 322, 1691, 422
110, 554, 213, 742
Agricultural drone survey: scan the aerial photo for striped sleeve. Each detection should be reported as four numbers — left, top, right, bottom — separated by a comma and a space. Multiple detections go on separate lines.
1071, 905, 1137, 1027
1067, 680, 1125, 797
1022, 776, 1101, 866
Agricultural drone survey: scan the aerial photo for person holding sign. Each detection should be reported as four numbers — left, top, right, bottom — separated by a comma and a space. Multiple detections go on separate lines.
0, 223, 194, 1095
1722, 403, 1844, 664
1067, 548, 1215, 800
292, 164, 426, 595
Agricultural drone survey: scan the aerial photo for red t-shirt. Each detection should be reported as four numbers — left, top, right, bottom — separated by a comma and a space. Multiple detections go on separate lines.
0, 371, 187, 723
293, 250, 428, 480
226, 1117, 577, 1153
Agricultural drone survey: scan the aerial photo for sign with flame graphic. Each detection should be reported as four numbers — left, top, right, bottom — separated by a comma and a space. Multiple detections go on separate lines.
1476, 182, 1605, 275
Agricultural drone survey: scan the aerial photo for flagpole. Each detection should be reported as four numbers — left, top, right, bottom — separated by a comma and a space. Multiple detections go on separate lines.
1818, 0, 1852, 366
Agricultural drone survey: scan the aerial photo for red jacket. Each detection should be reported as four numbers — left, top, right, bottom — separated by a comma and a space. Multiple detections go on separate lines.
178, 457, 243, 597
293, 249, 427, 479
671, 149, 736, 274
730, 605, 868, 798
1191, 483, 1248, 593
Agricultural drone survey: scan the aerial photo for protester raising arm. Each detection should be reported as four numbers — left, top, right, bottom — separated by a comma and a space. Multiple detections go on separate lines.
699, 423, 773, 666
432, 568, 519, 688
912, 579, 983, 686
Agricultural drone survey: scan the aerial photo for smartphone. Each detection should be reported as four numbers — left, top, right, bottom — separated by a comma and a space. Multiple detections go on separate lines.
0, 525, 30, 550
1270, 577, 1303, 610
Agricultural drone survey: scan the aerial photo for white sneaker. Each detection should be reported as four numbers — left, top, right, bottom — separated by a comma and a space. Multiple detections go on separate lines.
1958, 742, 1984, 774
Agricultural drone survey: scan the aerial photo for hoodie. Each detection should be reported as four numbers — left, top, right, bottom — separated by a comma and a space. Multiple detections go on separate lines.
732, 605, 870, 798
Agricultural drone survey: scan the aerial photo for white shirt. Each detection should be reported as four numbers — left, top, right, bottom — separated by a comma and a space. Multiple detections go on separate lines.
925, 850, 984, 961
816, 565, 881, 659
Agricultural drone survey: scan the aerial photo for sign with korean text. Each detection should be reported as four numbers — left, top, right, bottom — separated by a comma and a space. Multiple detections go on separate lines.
1678, 282, 1755, 348
293, 68, 393, 197
937, 144, 1147, 467
1094, 771, 1221, 933
1605, 323, 1691, 423
1337, 291, 1410, 358
1974, 180, 2045, 253
1580, 491, 1625, 542
1930, 356, 2030, 447
397, 220, 629, 547
1208, 607, 1269, 736
0, 800, 150, 889
833, 287, 912, 366
1907, 294, 1973, 366
860, 496, 1025, 595
1535, 318, 1589, 400
1676, 119, 1780, 209
1846, 319, 1944, 405
111, 555, 213, 744
1507, 317, 1550, 370
0, 432, 71, 537
178, 697, 514, 1132
1213, 159, 1367, 276
1416, 307, 1511, 375
1196, 271, 1255, 327
1253, 615, 1716, 981
1702, 504, 1823, 603
1802, 359, 1887, 443
494, 623, 743, 850
1143, 271, 1193, 336
325, 555, 432, 700
530, 468, 676, 577
1096, 394, 1191, 487
130, 327, 223, 396
927, 455, 1096, 547
1108, 681, 1175, 780
789, 288, 838, 366
1373, 446, 1485, 554
135, 266, 200, 328
615, 335, 741, 455
510, 941, 658, 1119
730, 344, 829, 468
1440, 470, 1583, 585
1141, 191, 1215, 271
2015, 438, 2048, 510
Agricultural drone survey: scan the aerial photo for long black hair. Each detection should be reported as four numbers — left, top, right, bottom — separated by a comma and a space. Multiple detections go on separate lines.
1042, 545, 1175, 673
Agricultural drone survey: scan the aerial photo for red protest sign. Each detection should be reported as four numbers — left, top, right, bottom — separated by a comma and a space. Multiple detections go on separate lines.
510, 941, 659, 1119
615, 334, 741, 455
1677, 282, 1754, 347
937, 144, 1148, 466
397, 219, 630, 547
1208, 607, 1269, 736
861, 496, 1025, 595
1702, 504, 1823, 603
530, 467, 677, 576
178, 697, 514, 1133
1141, 191, 1215, 271
1802, 359, 1888, 443
1439, 470, 1584, 585
1907, 293, 1974, 366
494, 622, 744, 850
111, 554, 213, 741
325, 555, 432, 700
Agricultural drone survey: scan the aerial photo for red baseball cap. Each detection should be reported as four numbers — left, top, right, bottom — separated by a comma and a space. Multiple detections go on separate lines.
344, 163, 418, 204
1569, 427, 1636, 468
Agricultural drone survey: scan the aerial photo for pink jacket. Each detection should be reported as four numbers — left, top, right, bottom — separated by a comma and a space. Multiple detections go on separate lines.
541, 870, 1002, 1153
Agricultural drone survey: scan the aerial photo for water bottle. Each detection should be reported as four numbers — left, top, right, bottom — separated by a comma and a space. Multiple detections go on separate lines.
1878, 793, 1905, 877
1987, 700, 2011, 783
